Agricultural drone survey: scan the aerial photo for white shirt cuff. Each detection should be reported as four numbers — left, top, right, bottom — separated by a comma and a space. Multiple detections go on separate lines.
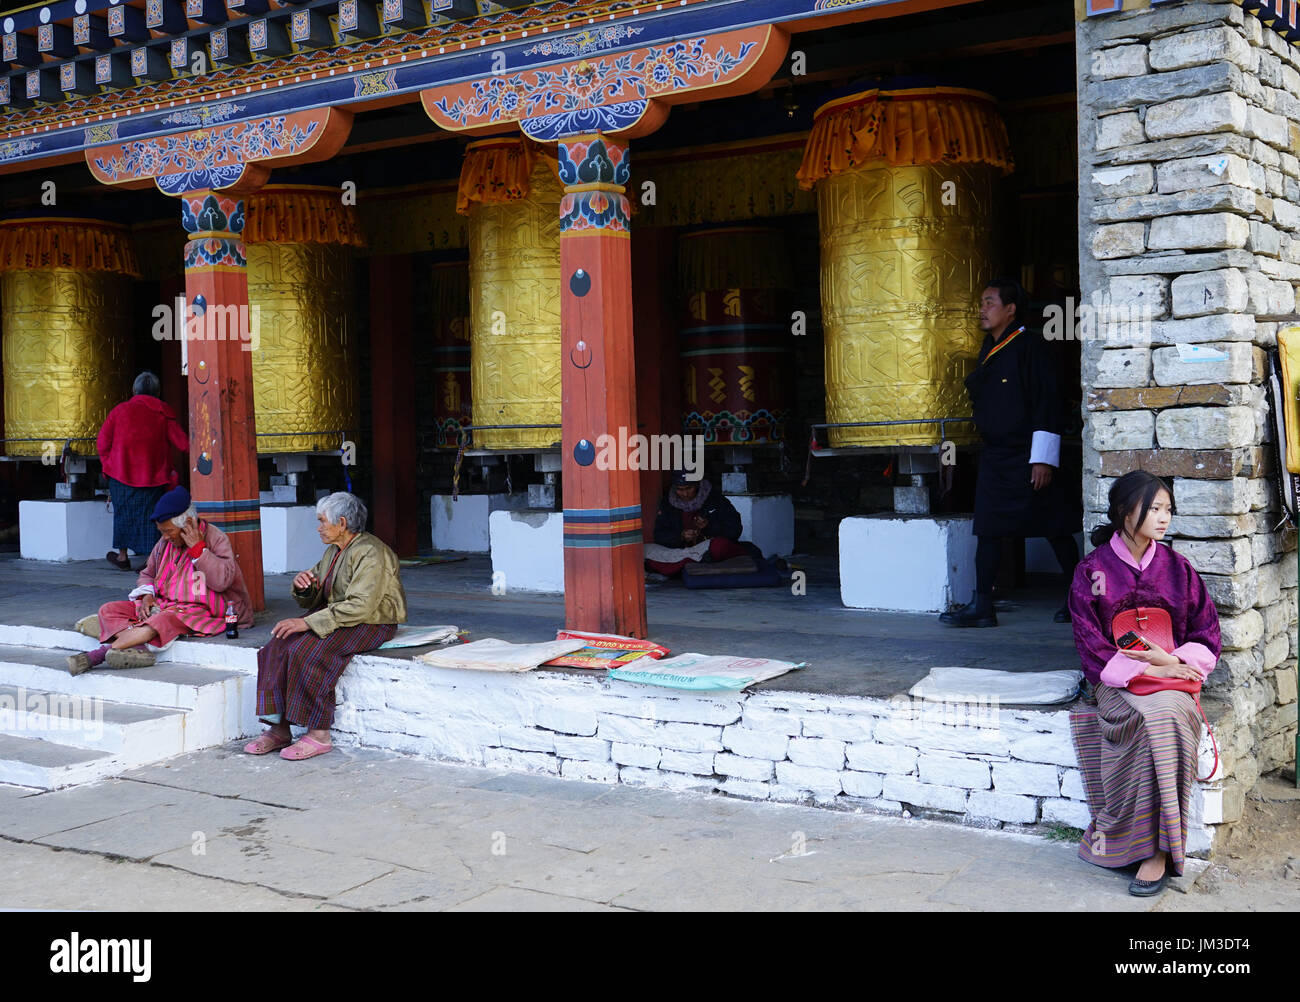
1030, 430, 1061, 467
128, 585, 155, 600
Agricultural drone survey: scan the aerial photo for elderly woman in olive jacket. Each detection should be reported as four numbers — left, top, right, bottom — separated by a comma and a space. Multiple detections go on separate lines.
245, 492, 407, 760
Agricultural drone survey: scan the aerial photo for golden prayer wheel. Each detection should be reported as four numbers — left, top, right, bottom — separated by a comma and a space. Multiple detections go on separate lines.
461, 140, 562, 451
431, 258, 472, 448
797, 86, 1014, 447
678, 226, 794, 444
244, 186, 365, 453
0, 217, 139, 458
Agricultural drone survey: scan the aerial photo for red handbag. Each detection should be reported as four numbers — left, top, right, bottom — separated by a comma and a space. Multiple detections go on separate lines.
1110, 606, 1217, 780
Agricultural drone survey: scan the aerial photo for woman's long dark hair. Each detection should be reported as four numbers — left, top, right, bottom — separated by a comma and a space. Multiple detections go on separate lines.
1090, 470, 1174, 547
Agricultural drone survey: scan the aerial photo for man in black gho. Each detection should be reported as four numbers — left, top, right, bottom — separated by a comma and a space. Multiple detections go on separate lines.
940, 278, 1081, 628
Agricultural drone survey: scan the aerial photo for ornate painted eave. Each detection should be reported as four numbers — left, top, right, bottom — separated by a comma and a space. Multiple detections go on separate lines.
0, 0, 925, 174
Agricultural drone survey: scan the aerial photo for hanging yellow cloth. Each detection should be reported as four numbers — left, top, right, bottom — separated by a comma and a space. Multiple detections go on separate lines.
456, 136, 562, 214
796, 86, 1014, 189
243, 185, 367, 246
0, 218, 140, 275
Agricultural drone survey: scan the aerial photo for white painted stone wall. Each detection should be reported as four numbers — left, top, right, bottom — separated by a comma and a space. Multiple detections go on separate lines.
319, 653, 1218, 853
1078, 0, 1300, 843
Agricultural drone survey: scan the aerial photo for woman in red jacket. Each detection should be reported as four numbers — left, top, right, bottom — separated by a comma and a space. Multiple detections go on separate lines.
97, 372, 188, 570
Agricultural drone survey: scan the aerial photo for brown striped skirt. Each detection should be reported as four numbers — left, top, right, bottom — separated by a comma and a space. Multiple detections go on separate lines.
256, 622, 397, 731
1069, 683, 1202, 876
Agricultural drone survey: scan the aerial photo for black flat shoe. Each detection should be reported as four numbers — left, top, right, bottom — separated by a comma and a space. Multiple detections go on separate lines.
1053, 605, 1071, 623
938, 600, 997, 628
1128, 872, 1168, 897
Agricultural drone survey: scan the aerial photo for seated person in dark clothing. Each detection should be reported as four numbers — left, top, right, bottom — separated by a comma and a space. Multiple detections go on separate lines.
645, 472, 761, 577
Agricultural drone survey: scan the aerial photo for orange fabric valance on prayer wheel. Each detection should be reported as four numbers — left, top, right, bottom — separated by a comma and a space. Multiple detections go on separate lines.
0, 217, 140, 276
800, 86, 1011, 448
243, 185, 367, 247
796, 86, 1014, 189
456, 136, 562, 214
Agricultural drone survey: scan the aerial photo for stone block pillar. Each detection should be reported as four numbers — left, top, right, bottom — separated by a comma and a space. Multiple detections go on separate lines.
1077, 0, 1300, 833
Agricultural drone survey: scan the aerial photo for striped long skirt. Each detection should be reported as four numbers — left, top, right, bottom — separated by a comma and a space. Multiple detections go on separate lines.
107, 478, 167, 555
1069, 683, 1202, 877
256, 622, 397, 730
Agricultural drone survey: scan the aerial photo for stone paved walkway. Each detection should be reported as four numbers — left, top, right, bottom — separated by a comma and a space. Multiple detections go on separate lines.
0, 744, 1235, 912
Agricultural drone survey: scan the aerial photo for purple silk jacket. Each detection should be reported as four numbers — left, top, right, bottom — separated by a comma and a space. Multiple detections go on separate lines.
1067, 533, 1221, 688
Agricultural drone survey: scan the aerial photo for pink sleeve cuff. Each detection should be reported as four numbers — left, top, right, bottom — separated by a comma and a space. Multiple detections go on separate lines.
1172, 642, 1217, 680
1099, 650, 1149, 688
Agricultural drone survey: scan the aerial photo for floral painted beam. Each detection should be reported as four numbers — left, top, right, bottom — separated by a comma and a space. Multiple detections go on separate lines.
421, 24, 789, 141
83, 105, 352, 196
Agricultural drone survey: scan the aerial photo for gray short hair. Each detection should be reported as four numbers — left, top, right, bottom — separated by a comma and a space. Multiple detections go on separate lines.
317, 492, 367, 533
133, 371, 161, 397
169, 504, 197, 528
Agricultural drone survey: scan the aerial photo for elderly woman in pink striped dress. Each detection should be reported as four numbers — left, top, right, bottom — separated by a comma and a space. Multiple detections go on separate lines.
67, 486, 254, 674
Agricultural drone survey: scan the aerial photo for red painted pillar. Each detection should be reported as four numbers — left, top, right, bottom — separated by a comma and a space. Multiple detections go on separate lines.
369, 253, 418, 557
558, 134, 647, 638
181, 191, 265, 610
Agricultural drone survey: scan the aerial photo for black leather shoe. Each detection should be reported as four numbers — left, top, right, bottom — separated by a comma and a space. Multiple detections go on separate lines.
1053, 605, 1071, 623
938, 597, 997, 628
1128, 871, 1168, 897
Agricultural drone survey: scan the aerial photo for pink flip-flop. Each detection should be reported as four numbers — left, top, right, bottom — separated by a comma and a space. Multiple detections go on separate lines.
243, 731, 292, 755
279, 735, 332, 761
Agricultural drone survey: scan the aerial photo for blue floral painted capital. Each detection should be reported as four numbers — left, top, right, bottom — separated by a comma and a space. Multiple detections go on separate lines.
181, 193, 246, 234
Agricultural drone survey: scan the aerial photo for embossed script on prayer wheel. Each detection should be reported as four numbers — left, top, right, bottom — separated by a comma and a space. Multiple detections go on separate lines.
0, 219, 138, 457
466, 156, 563, 451
678, 226, 794, 444
431, 259, 472, 448
245, 187, 364, 454
798, 87, 1014, 448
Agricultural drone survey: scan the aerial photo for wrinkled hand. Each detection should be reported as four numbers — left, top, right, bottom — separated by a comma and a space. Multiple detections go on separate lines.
682, 528, 702, 545
1142, 662, 1203, 682
271, 617, 309, 640
179, 517, 203, 549
293, 570, 318, 591
1121, 640, 1180, 667
1030, 463, 1053, 490
136, 594, 158, 618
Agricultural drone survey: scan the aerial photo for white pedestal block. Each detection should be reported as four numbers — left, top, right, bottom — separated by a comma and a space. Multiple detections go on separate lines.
19, 500, 115, 562
725, 494, 794, 558
260, 505, 323, 575
1025, 532, 1085, 574
489, 510, 564, 592
431, 493, 531, 553
840, 514, 977, 613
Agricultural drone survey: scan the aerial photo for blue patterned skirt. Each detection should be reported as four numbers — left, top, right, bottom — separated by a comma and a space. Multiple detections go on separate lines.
107, 478, 166, 555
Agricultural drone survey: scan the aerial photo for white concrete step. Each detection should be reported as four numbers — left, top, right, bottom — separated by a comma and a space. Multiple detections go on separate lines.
0, 683, 188, 767
0, 732, 118, 790
0, 642, 260, 789
0, 644, 254, 747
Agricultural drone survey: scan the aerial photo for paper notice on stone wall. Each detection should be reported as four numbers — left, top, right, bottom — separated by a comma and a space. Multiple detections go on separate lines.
1175, 343, 1228, 363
